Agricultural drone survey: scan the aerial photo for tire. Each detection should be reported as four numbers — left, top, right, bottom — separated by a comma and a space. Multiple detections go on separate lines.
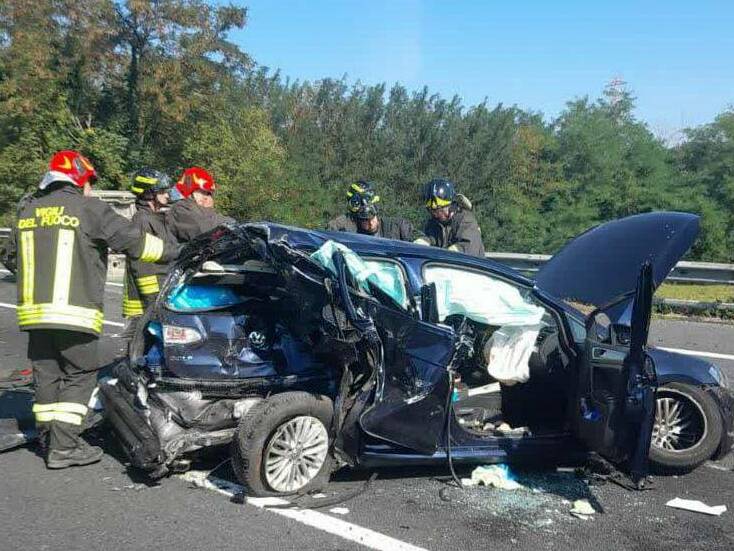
231, 391, 334, 497
649, 382, 722, 474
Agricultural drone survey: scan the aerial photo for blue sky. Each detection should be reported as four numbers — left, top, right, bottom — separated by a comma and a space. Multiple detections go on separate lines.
228, 1, 733, 136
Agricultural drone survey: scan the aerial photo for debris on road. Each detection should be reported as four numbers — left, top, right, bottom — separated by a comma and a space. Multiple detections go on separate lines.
329, 507, 350, 515
569, 499, 596, 519
666, 498, 727, 516
463, 465, 524, 490
0, 390, 37, 452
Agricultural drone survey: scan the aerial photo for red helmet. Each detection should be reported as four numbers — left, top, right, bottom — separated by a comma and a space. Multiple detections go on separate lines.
177, 167, 216, 198
39, 150, 97, 190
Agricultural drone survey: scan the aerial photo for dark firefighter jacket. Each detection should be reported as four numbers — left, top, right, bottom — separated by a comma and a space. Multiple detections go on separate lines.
122, 203, 170, 317
327, 214, 417, 241
165, 197, 233, 244
13, 185, 176, 335
423, 207, 486, 258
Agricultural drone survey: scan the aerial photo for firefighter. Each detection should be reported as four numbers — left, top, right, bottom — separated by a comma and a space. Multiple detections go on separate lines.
327, 180, 415, 240
122, 168, 172, 330
415, 178, 485, 257
14, 150, 178, 469
166, 167, 233, 244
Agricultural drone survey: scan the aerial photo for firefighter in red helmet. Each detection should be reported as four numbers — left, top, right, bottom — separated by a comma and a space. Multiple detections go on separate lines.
12, 150, 179, 469
166, 167, 233, 244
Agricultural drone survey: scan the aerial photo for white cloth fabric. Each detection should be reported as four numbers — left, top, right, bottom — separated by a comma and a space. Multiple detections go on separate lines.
483, 325, 542, 385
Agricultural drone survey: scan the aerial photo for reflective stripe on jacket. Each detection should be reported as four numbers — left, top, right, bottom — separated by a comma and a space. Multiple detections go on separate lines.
122, 203, 170, 318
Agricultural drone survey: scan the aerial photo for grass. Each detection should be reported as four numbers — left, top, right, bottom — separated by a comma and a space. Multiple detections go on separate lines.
656, 283, 734, 303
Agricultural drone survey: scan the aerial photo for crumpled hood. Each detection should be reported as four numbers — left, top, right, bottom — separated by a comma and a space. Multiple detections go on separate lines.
535, 212, 700, 310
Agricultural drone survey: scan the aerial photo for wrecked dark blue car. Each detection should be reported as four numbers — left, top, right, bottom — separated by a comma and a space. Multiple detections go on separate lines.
101, 213, 733, 496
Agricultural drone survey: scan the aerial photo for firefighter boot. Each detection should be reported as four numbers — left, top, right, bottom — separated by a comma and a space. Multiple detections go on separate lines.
46, 441, 103, 469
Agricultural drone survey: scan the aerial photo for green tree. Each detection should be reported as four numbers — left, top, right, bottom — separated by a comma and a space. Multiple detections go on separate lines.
182, 105, 294, 223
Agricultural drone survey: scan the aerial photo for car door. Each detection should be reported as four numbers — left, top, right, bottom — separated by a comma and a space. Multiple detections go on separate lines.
355, 259, 456, 455
574, 261, 657, 484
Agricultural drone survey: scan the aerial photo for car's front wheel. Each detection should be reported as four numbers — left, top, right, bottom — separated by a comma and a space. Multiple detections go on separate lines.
649, 382, 722, 473
232, 392, 334, 496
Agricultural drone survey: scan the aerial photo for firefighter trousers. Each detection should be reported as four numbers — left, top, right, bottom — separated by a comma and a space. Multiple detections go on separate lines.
27, 329, 99, 452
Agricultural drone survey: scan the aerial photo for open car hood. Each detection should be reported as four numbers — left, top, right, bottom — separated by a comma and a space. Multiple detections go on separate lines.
535, 212, 700, 311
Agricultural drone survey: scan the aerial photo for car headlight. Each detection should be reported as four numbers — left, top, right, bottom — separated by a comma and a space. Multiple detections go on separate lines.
709, 364, 730, 389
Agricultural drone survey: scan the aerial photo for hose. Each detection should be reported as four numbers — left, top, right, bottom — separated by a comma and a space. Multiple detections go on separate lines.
262, 472, 379, 510
444, 372, 464, 492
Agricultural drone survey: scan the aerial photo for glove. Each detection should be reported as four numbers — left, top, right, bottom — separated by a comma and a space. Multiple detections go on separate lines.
413, 237, 430, 246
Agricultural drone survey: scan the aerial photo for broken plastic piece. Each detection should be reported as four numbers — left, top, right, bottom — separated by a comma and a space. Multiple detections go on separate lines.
666, 498, 727, 516
494, 423, 530, 436
469, 465, 524, 490
569, 499, 596, 519
467, 382, 501, 397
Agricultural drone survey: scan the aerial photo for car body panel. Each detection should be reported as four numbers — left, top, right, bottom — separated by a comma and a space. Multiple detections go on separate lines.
359, 303, 455, 454
535, 212, 700, 310
648, 348, 720, 386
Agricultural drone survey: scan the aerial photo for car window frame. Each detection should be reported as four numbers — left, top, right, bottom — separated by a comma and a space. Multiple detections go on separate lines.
358, 255, 412, 313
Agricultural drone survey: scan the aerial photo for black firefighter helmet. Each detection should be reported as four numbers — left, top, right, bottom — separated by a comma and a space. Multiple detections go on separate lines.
423, 178, 456, 210
347, 180, 380, 220
130, 168, 171, 200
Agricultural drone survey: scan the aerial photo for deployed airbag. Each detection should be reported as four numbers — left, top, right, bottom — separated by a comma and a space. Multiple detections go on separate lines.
311, 240, 408, 308
424, 267, 546, 385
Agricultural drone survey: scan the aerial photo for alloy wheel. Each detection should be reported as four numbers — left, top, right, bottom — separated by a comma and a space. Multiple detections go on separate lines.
652, 389, 707, 453
263, 415, 329, 493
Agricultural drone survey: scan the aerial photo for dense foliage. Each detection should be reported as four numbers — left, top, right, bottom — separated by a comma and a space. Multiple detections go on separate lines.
1, 1, 732, 260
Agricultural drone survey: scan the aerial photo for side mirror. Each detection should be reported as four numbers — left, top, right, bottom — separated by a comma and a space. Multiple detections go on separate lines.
420, 282, 439, 323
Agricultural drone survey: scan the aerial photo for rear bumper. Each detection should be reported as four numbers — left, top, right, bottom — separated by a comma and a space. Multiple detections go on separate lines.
100, 363, 244, 473
99, 380, 164, 470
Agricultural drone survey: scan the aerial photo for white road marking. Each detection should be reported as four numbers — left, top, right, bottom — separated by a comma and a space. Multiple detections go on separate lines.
0, 301, 124, 328
180, 470, 428, 551
706, 462, 731, 472
657, 346, 734, 362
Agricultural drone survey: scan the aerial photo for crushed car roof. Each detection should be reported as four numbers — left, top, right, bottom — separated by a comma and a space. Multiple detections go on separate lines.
233, 222, 534, 285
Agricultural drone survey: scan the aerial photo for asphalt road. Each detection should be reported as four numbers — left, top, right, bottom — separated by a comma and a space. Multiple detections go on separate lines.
1, 272, 733, 551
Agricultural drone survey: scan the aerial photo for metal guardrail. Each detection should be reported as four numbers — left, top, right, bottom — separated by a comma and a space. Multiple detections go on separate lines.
2, 231, 734, 285
486, 252, 734, 285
